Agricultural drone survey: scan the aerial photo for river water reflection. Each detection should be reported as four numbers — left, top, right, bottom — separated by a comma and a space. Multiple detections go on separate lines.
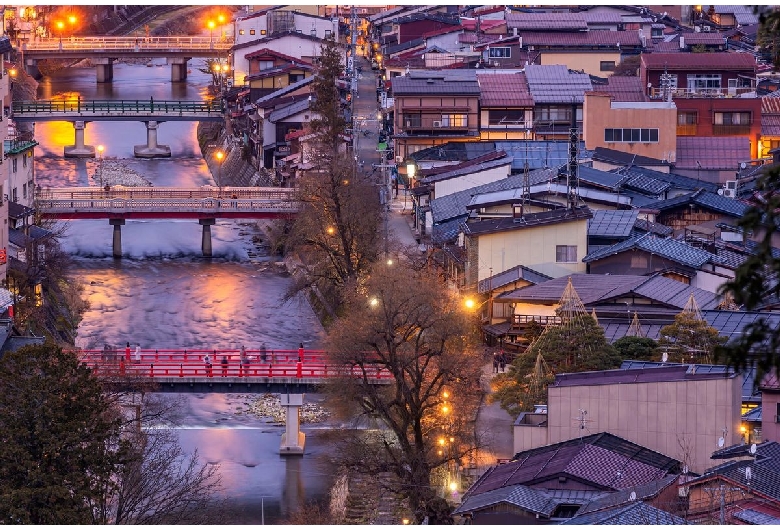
34, 63, 333, 523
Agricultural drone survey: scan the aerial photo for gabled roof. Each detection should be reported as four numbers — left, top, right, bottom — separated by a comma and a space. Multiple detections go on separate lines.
231, 30, 332, 52
682, 32, 728, 46
591, 76, 647, 102
643, 189, 748, 218
267, 97, 311, 122
633, 218, 674, 237
593, 147, 669, 169
452, 483, 559, 518
692, 441, 780, 502
466, 432, 680, 497
517, 29, 643, 48
676, 136, 752, 171
477, 73, 533, 107
561, 501, 687, 525
391, 70, 479, 96
525, 64, 593, 104
419, 155, 512, 185
244, 47, 313, 64
641, 52, 757, 71
588, 209, 639, 238
582, 232, 724, 268
505, 12, 588, 31
254, 75, 315, 105
497, 273, 721, 309
478, 264, 552, 294
463, 206, 592, 237
573, 475, 679, 516
608, 165, 719, 193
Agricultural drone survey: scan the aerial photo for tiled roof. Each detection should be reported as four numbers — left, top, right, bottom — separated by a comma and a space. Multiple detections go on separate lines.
695, 442, 780, 502
477, 73, 533, 107
733, 509, 780, 525
518, 30, 643, 48
609, 165, 720, 193
582, 233, 723, 268
588, 209, 639, 238
459, 18, 505, 31
464, 206, 592, 236
561, 501, 687, 525
676, 136, 752, 171
632, 218, 674, 237
649, 40, 683, 53
421, 25, 462, 39
498, 273, 721, 309
478, 264, 552, 293
682, 32, 728, 46
762, 95, 780, 115
578, 165, 623, 190
525, 64, 593, 104
452, 484, 558, 517
244, 47, 313, 64
591, 76, 647, 102
392, 69, 479, 95
505, 12, 588, 31
642, 51, 756, 71
762, 115, 780, 136
494, 141, 592, 171
267, 98, 311, 122
713, 5, 760, 26
420, 155, 512, 184
254, 76, 315, 105
593, 147, 669, 168
643, 189, 748, 218
574, 475, 679, 516
742, 406, 762, 422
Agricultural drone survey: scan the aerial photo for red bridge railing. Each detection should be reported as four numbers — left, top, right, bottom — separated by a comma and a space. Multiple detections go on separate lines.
73, 348, 392, 381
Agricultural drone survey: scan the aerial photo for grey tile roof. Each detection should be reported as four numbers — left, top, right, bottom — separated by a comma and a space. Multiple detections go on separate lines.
525, 64, 593, 104
267, 98, 311, 122
609, 166, 720, 193
676, 136, 752, 171
630, 275, 720, 309
561, 501, 688, 525
494, 141, 592, 171
742, 406, 762, 422
578, 166, 623, 190
505, 12, 588, 31
478, 264, 552, 293
452, 484, 558, 517
696, 444, 780, 502
733, 509, 780, 525
643, 189, 748, 218
593, 147, 669, 169
464, 206, 593, 237
419, 156, 512, 184
582, 233, 723, 268
632, 218, 673, 237
588, 209, 639, 238
574, 475, 679, 516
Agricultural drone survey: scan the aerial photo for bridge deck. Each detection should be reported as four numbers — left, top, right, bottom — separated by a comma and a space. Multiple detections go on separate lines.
37, 187, 299, 220
21, 36, 232, 60
12, 99, 225, 122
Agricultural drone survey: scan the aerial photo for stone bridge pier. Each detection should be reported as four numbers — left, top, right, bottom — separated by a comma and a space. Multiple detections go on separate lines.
199, 218, 216, 257
64, 121, 96, 158
170, 58, 189, 82
279, 393, 306, 455
134, 120, 172, 158
95, 58, 114, 83
110, 219, 125, 258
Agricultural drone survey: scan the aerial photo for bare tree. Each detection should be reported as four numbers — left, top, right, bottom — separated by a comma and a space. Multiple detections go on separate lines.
323, 263, 482, 523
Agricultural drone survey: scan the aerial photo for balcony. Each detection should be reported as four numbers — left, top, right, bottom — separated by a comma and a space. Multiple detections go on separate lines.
650, 87, 755, 99
402, 119, 468, 133
713, 124, 752, 135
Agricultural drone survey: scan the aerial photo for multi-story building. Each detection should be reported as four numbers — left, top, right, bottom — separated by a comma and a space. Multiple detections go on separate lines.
476, 72, 533, 141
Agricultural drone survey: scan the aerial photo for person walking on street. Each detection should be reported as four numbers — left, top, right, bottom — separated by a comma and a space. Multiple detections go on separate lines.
204, 354, 212, 377
221, 356, 228, 377
499, 351, 507, 373
493, 352, 500, 374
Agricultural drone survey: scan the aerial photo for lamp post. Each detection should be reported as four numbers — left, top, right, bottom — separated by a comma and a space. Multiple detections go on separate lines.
68, 14, 76, 38
56, 21, 63, 49
97, 144, 104, 187
215, 150, 224, 189
208, 20, 215, 49
405, 159, 416, 216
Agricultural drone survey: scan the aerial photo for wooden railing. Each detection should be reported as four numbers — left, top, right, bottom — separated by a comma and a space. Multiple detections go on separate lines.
13, 98, 224, 117
22, 36, 233, 52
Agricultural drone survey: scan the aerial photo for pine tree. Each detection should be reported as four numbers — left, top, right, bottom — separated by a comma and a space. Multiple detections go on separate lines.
659, 292, 726, 363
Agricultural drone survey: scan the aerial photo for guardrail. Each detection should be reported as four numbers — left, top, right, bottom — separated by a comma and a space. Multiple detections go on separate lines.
13, 98, 224, 116
23, 36, 233, 52
37, 186, 297, 201
37, 197, 298, 214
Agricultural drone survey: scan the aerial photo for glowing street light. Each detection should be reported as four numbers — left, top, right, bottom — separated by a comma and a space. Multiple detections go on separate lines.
215, 150, 224, 188
207, 20, 216, 48
96, 144, 105, 187
56, 21, 64, 48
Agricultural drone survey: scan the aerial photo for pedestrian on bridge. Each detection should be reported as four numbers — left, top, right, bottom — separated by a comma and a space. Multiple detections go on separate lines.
134, 344, 141, 364
221, 356, 228, 377
125, 342, 131, 362
204, 354, 212, 377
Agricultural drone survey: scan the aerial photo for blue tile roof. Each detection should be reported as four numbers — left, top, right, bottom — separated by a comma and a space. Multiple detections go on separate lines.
452, 484, 559, 517
582, 233, 723, 268
588, 209, 639, 238
561, 502, 687, 525
643, 189, 748, 218
609, 166, 720, 193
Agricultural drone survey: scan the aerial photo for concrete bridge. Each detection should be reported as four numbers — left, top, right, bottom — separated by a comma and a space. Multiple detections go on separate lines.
20, 36, 233, 83
78, 347, 391, 455
37, 186, 299, 257
12, 98, 225, 158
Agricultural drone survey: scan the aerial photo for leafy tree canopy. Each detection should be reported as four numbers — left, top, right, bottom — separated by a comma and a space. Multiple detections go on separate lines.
613, 336, 659, 362
659, 312, 726, 364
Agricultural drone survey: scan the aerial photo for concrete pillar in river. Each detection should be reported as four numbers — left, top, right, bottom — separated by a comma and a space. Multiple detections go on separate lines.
95, 58, 114, 83
199, 218, 216, 257
170, 58, 188, 82
110, 219, 125, 259
134, 120, 171, 158
279, 393, 306, 455
64, 121, 96, 158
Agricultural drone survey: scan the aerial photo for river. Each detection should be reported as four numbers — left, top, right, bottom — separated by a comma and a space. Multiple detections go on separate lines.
33, 61, 334, 524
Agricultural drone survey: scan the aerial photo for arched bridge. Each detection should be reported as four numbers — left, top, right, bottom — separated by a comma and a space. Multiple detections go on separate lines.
12, 98, 225, 158
37, 187, 300, 257
20, 36, 233, 82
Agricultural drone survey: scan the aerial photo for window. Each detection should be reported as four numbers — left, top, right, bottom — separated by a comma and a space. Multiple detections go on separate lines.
776, 403, 780, 423
678, 111, 698, 125
310, 29, 317, 37
239, 29, 245, 35
261, 29, 267, 35
687, 73, 721, 90
535, 105, 580, 123
651, 27, 663, 37
22, 152, 27, 167
600, 61, 616, 72
11, 188, 17, 202
258, 60, 274, 70
440, 113, 467, 127
714, 112, 751, 125
22, 183, 26, 199
325, 29, 332, 39
604, 128, 659, 143
488, 47, 511, 58
488, 109, 525, 126
249, 29, 256, 35
12, 158, 17, 173
403, 113, 421, 128
556, 245, 577, 263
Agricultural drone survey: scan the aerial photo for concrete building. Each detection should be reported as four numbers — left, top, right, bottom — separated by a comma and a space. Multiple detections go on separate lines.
760, 373, 780, 444
514, 365, 743, 474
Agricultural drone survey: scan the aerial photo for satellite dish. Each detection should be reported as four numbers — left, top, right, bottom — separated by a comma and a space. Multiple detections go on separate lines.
718, 437, 725, 448
662, 352, 668, 363
740, 162, 747, 169
629, 491, 637, 501
750, 443, 757, 455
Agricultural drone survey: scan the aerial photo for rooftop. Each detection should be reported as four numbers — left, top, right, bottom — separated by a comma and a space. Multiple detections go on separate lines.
525, 64, 593, 104
551, 364, 737, 388
642, 188, 749, 218
675, 136, 752, 171
477, 72, 533, 107
464, 206, 593, 236
582, 232, 724, 268
588, 209, 639, 238
591, 76, 647, 102
517, 29, 643, 48
505, 12, 588, 31
641, 52, 757, 71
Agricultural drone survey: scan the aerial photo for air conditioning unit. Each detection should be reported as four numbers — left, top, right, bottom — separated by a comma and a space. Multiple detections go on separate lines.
432, 120, 442, 128
703, 25, 711, 32
722, 188, 736, 198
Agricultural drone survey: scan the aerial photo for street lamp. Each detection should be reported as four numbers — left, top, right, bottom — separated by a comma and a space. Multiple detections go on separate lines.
68, 15, 76, 37
207, 20, 215, 48
56, 21, 64, 48
97, 144, 104, 187
215, 150, 224, 188
405, 159, 416, 212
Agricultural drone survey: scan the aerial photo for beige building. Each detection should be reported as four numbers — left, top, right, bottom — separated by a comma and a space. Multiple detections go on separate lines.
514, 365, 743, 474
583, 92, 678, 163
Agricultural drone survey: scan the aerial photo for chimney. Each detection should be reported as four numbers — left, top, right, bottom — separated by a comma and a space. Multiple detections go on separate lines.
679, 36, 685, 49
